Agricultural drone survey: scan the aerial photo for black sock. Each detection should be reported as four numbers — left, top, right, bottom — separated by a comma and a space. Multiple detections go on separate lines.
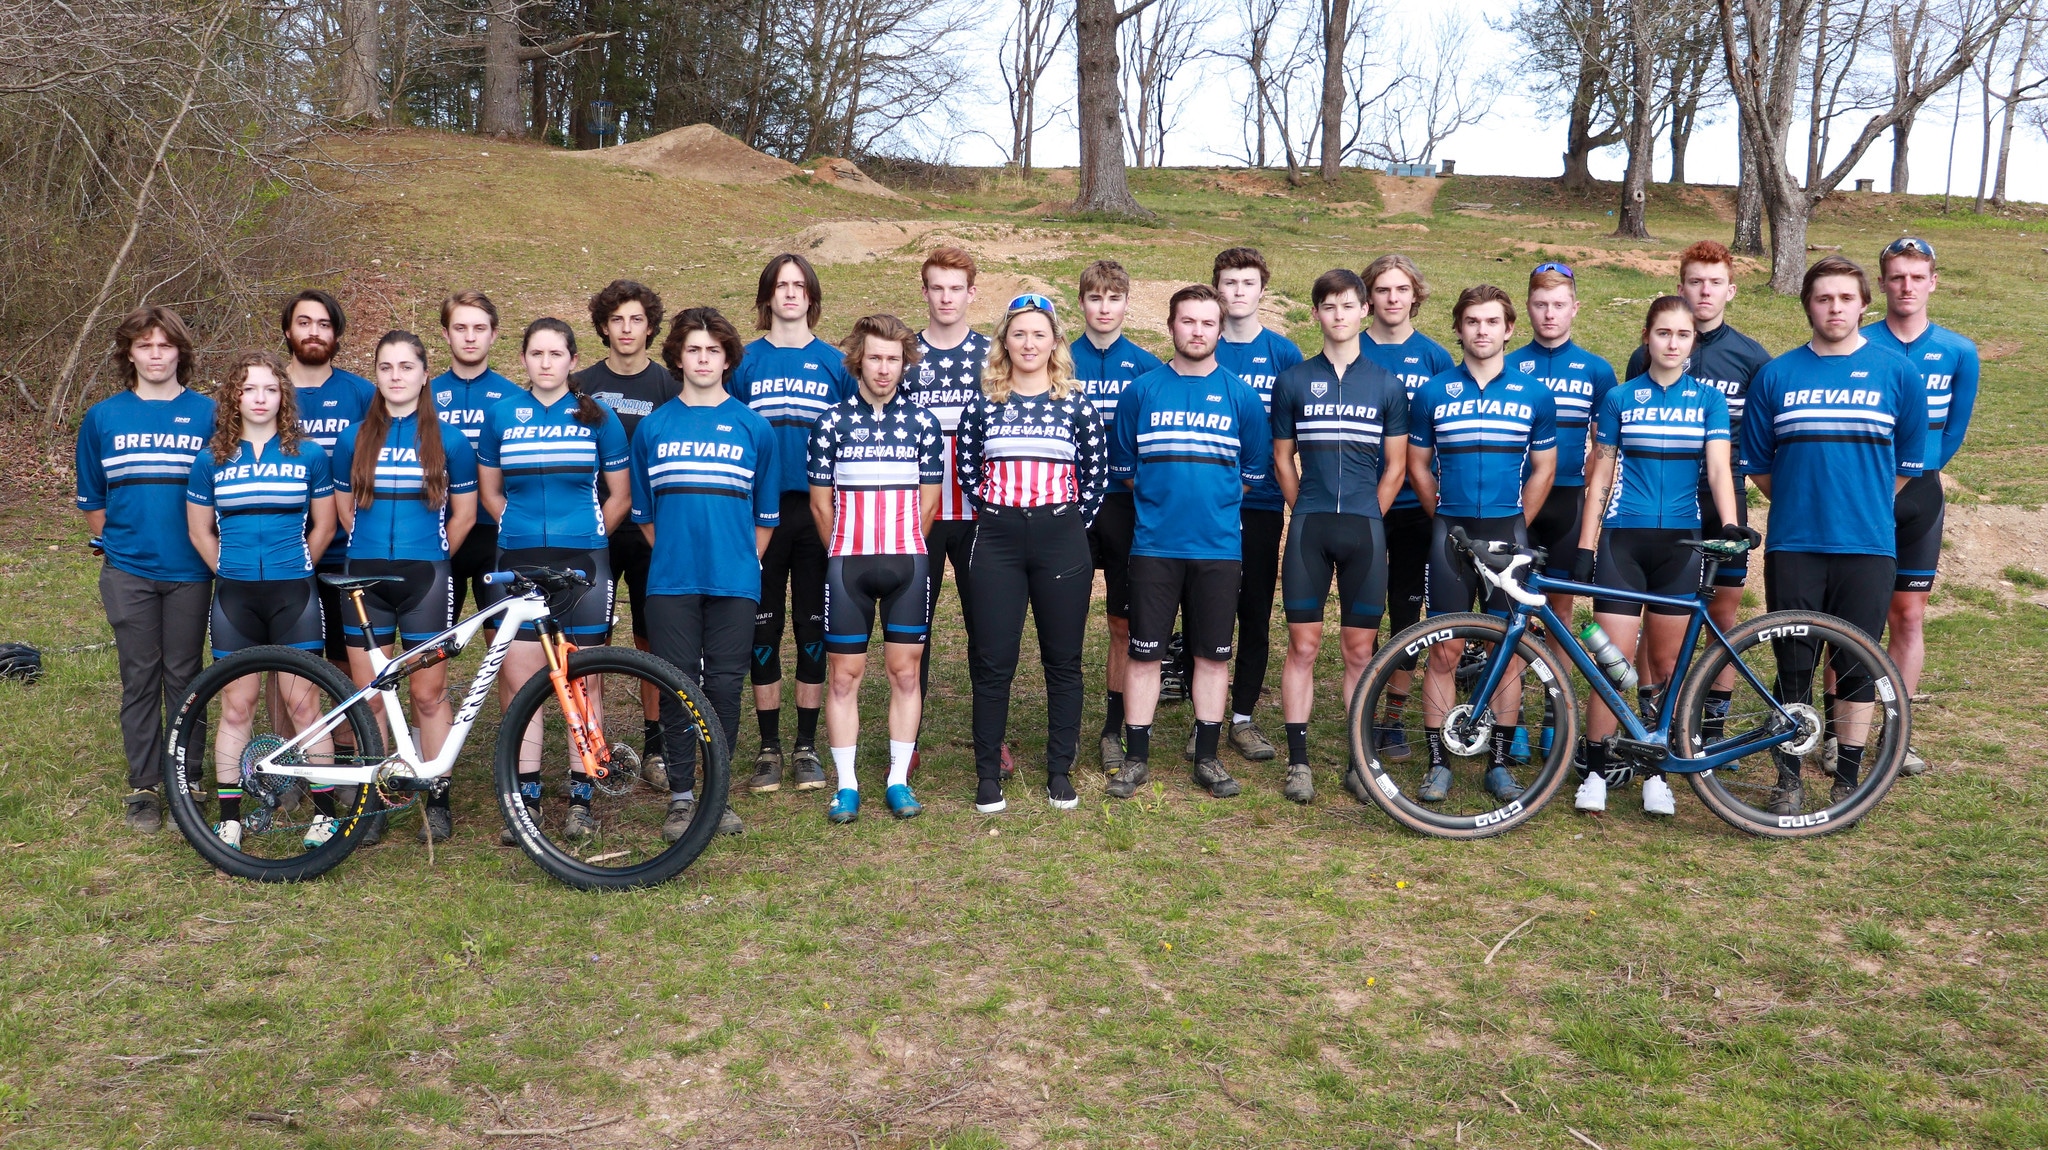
757, 707, 782, 749
1490, 726, 1515, 768
429, 789, 451, 811
1836, 743, 1864, 787
310, 786, 338, 817
1703, 689, 1732, 741
1103, 691, 1125, 737
643, 719, 664, 756
218, 788, 242, 823
1380, 691, 1408, 727
1285, 722, 1309, 766
1194, 720, 1222, 760
1586, 741, 1608, 780
1425, 727, 1446, 769
1125, 723, 1151, 763
795, 705, 821, 749
1824, 692, 1838, 732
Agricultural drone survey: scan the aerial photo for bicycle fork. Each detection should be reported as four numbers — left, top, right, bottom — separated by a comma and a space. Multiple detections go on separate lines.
539, 627, 609, 782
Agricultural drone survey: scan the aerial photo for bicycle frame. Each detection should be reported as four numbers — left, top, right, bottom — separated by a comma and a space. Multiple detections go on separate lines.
249, 587, 557, 788
1450, 549, 1800, 774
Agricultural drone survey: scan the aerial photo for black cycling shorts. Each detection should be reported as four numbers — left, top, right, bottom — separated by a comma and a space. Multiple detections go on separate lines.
492, 546, 614, 642
1088, 491, 1136, 619
1762, 550, 1895, 704
450, 520, 498, 617
340, 559, 453, 648
1128, 555, 1239, 663
1893, 473, 1945, 593
1701, 478, 1750, 588
315, 562, 351, 660
1382, 504, 1431, 636
1528, 486, 1587, 578
1592, 527, 1703, 617
211, 577, 325, 658
1426, 514, 1527, 618
1282, 513, 1387, 630
824, 554, 932, 654
608, 523, 653, 640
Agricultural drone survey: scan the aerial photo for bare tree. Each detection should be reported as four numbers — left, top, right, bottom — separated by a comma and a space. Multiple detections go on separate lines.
1318, 0, 1355, 178
1985, 0, 2046, 203
999, 0, 1074, 174
1804, 0, 1878, 189
1121, 0, 1207, 167
1224, 0, 1297, 167
1508, 0, 1630, 192
477, 1, 616, 138
1719, 0, 2028, 290
1074, 0, 1162, 214
1359, 13, 1501, 167
1664, 7, 1727, 183
1613, 0, 1668, 238
1880, 0, 1945, 190
336, 0, 383, 122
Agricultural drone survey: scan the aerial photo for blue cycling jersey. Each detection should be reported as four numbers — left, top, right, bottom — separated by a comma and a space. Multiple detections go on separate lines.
430, 367, 520, 527
476, 391, 629, 551
1215, 328, 1305, 511
731, 336, 858, 496
1110, 363, 1272, 561
1593, 373, 1730, 529
1070, 333, 1164, 432
1627, 321, 1770, 440
1360, 330, 1456, 510
332, 412, 479, 561
1740, 341, 1928, 557
186, 438, 335, 580
630, 395, 780, 601
1507, 337, 1617, 487
75, 388, 217, 582
294, 367, 375, 565
1269, 353, 1410, 518
1860, 319, 1980, 473
1408, 363, 1559, 519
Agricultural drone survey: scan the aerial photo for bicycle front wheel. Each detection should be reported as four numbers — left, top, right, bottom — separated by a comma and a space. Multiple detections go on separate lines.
1347, 613, 1578, 838
494, 647, 730, 890
164, 645, 387, 882
1670, 610, 1909, 838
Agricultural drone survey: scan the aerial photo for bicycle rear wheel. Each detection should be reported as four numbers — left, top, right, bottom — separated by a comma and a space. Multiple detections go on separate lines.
1346, 613, 1577, 838
163, 646, 387, 882
1670, 610, 1909, 838
494, 647, 729, 890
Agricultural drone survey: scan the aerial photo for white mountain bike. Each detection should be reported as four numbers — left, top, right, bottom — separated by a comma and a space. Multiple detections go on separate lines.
163, 566, 730, 889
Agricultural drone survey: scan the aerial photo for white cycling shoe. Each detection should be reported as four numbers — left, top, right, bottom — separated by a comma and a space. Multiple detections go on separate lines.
1642, 776, 1676, 817
302, 815, 338, 851
1574, 772, 1608, 812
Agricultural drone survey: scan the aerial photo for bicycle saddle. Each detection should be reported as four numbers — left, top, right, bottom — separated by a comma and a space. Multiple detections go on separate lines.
1681, 538, 1753, 561
318, 573, 409, 591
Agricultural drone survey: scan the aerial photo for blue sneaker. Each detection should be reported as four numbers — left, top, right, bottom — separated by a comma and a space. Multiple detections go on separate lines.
827, 788, 860, 824
885, 783, 922, 819
1484, 765, 1525, 802
1376, 725, 1412, 762
1417, 765, 1453, 803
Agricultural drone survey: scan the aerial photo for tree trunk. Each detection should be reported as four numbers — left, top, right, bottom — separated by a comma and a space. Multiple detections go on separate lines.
1733, 120, 1765, 255
1992, 3, 2038, 205
1074, 0, 1152, 215
1762, 186, 1812, 293
480, 0, 523, 138
531, 57, 550, 140
1669, 119, 1691, 184
1319, 0, 1351, 180
1613, 6, 1654, 240
337, 0, 381, 122
1889, 108, 1914, 192
1562, 68, 1601, 193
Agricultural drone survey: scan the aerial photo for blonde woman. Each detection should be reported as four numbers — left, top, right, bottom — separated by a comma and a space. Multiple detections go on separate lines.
953, 294, 1108, 812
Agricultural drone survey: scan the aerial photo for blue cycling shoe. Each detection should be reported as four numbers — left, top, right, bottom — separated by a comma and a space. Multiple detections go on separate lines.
827, 788, 860, 824
1484, 765, 1525, 803
885, 783, 922, 819
1417, 765, 1453, 803
1375, 725, 1412, 762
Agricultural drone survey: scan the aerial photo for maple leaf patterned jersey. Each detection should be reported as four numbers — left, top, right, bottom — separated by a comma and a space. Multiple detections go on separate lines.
76, 388, 218, 581
476, 391, 630, 551
1626, 321, 1771, 442
1070, 333, 1164, 435
1359, 330, 1456, 510
1214, 328, 1306, 511
1269, 353, 1411, 518
1505, 337, 1617, 487
1860, 319, 1980, 473
906, 330, 990, 521
332, 413, 480, 562
1109, 364, 1273, 561
1739, 342, 1927, 557
186, 438, 335, 580
732, 336, 859, 497
430, 367, 520, 526
1592, 373, 1730, 529
953, 388, 1109, 522
807, 393, 945, 558
293, 367, 375, 565
630, 395, 781, 601
1408, 364, 1559, 520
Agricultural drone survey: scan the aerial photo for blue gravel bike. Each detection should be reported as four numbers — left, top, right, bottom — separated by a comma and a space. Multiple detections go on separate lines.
1345, 527, 1909, 839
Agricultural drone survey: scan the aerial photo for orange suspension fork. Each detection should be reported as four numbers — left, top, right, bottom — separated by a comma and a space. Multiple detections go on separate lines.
542, 632, 608, 780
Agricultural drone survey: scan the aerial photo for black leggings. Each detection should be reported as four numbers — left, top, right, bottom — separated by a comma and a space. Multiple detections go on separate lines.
921, 518, 978, 695
753, 491, 827, 687
1762, 550, 1894, 707
1232, 507, 1285, 715
645, 593, 755, 794
967, 504, 1092, 781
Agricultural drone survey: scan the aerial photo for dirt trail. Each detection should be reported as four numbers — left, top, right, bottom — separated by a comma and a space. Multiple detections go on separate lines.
1373, 174, 1442, 217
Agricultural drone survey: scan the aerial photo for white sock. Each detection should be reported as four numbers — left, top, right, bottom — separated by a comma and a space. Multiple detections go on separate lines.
1232, 712, 1252, 726
670, 790, 693, 803
831, 745, 858, 792
887, 740, 916, 787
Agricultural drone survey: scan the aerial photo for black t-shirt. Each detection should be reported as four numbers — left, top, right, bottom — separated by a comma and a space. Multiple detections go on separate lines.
571, 360, 681, 441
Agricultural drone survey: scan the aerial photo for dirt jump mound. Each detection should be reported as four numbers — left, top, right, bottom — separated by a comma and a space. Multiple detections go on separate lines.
581, 124, 799, 183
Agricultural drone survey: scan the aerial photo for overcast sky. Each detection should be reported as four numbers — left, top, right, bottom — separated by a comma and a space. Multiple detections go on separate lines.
915, 0, 2045, 202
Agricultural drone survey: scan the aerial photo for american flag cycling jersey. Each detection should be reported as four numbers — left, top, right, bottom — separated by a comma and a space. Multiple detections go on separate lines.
953, 388, 1109, 522
807, 393, 945, 557
905, 330, 990, 521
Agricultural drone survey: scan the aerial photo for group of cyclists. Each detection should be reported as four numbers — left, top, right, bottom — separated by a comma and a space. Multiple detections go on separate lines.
76, 231, 1976, 846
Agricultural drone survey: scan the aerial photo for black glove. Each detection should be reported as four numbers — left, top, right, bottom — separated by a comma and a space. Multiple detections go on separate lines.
1568, 546, 1595, 584
1720, 523, 1762, 548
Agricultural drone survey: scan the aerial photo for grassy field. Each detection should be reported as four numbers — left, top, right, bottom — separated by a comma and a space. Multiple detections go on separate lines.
4, 131, 2048, 1148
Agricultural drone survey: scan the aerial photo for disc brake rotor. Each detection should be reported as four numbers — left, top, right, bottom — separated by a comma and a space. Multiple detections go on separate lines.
1440, 703, 1494, 756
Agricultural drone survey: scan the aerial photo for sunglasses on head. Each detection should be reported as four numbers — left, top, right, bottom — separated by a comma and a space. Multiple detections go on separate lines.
1007, 293, 1057, 317
1882, 236, 1936, 261
1533, 261, 1575, 279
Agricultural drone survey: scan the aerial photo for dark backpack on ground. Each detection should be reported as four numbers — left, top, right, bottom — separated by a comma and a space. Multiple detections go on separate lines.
0, 643, 43, 683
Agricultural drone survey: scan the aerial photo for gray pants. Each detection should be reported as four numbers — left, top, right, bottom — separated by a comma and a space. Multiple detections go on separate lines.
99, 565, 211, 790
